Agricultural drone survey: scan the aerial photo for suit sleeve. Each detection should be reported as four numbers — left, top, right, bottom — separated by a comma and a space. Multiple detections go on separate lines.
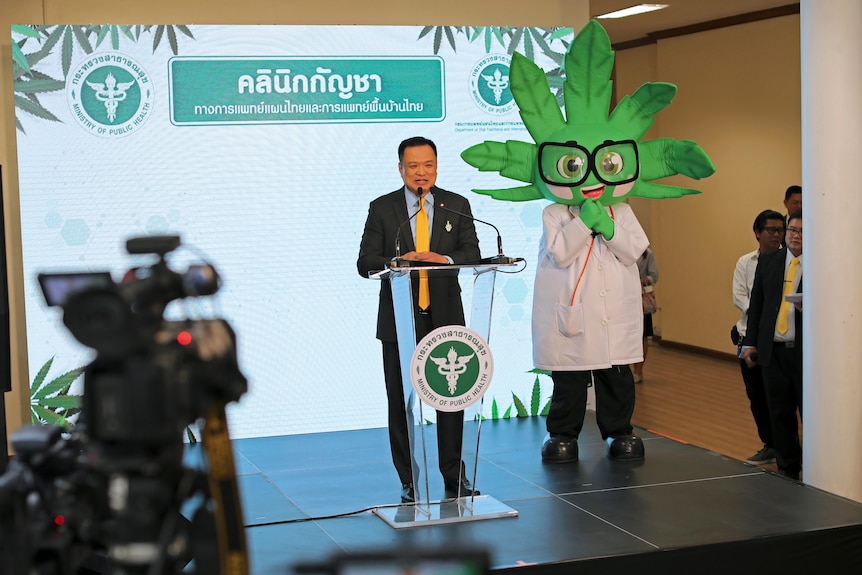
743, 255, 767, 348
357, 199, 391, 278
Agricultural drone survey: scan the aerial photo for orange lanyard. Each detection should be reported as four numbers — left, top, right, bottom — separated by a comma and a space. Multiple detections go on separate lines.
570, 205, 614, 306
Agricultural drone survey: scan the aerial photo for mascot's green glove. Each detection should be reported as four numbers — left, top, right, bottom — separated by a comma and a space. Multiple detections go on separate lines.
576, 200, 615, 240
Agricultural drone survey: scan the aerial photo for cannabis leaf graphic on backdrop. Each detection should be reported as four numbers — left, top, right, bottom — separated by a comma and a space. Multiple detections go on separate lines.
419, 25, 572, 104
418, 25, 571, 60
11, 24, 195, 133
30, 357, 84, 429
487, 371, 552, 420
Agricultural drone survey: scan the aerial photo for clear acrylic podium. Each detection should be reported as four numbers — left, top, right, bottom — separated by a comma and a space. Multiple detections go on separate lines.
371, 259, 520, 528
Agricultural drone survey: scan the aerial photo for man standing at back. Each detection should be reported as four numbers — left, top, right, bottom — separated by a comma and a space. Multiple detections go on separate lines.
783, 185, 801, 223
741, 211, 803, 480
732, 209, 785, 466
357, 136, 482, 502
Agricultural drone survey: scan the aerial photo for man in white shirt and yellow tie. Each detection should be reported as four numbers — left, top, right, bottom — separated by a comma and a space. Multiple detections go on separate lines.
741, 210, 803, 480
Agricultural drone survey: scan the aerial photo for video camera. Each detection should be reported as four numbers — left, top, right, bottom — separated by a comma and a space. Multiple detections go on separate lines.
0, 235, 249, 575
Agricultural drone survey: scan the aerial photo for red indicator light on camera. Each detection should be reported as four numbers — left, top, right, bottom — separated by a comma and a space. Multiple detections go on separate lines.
177, 331, 193, 346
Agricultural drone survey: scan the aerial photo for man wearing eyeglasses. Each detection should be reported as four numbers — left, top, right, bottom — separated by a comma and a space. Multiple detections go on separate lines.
732, 209, 785, 467
741, 211, 803, 480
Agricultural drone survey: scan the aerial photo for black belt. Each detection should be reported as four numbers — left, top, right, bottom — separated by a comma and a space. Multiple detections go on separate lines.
773, 341, 795, 348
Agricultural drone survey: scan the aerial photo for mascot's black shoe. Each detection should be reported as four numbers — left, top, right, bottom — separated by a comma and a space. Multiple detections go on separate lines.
541, 434, 579, 463
606, 434, 645, 461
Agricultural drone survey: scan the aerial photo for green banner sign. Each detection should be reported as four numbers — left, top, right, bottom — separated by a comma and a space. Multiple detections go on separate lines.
169, 57, 445, 125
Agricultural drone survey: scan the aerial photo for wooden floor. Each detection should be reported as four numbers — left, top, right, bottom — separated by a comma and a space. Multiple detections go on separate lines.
631, 341, 777, 472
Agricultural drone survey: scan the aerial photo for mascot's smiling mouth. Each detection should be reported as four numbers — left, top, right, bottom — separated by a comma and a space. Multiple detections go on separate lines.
580, 184, 604, 200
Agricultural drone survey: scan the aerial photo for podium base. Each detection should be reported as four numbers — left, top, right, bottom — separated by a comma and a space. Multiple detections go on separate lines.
373, 494, 518, 529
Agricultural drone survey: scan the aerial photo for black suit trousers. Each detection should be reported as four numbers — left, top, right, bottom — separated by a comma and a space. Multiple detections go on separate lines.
763, 346, 803, 473
382, 310, 465, 485
738, 356, 774, 448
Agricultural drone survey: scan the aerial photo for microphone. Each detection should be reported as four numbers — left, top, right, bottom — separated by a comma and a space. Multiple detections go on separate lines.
436, 202, 522, 265
394, 187, 423, 262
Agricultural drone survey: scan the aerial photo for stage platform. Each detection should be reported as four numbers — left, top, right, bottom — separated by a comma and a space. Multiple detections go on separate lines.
222, 414, 862, 574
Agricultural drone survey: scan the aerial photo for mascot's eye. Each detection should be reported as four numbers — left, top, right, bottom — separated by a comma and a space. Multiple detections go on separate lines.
598, 151, 624, 176
557, 155, 585, 179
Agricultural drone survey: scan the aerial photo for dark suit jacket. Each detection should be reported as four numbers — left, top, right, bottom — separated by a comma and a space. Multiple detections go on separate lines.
357, 186, 481, 342
743, 247, 802, 367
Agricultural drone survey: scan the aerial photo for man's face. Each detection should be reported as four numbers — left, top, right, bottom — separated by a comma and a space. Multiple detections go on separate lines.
784, 192, 802, 216
399, 144, 437, 196
755, 218, 785, 253
785, 217, 802, 256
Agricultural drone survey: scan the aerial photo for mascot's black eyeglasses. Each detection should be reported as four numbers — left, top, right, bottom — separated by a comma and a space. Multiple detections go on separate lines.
538, 139, 640, 188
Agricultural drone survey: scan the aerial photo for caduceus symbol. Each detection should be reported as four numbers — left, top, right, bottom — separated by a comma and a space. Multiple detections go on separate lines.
86, 72, 134, 123
430, 346, 475, 395
481, 68, 509, 105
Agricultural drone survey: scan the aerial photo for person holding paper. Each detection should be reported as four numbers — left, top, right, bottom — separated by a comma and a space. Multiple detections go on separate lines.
741, 211, 803, 480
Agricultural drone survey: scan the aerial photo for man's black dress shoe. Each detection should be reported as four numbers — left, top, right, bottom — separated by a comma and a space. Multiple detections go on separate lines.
443, 478, 480, 499
400, 483, 415, 503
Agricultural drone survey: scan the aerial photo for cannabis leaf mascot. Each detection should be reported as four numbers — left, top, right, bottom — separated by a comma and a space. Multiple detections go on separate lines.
462, 20, 715, 463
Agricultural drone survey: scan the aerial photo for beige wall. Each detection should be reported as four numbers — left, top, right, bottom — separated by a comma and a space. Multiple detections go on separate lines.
634, 15, 801, 351
612, 16, 803, 348
2, 3, 799, 442
614, 44, 662, 330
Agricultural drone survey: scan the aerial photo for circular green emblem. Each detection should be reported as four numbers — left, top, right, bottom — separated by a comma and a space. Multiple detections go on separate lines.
67, 52, 154, 138
410, 326, 494, 412
469, 54, 515, 115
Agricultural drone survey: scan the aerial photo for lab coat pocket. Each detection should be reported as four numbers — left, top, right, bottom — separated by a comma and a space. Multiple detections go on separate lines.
555, 302, 585, 338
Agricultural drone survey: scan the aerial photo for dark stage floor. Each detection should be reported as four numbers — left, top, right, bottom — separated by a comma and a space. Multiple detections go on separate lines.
218, 415, 862, 574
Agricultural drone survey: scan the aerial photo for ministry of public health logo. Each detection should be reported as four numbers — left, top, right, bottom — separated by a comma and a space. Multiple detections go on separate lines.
410, 326, 494, 413
469, 54, 515, 115
67, 53, 154, 138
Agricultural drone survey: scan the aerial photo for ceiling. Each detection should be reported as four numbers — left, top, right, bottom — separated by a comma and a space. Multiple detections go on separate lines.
589, 0, 799, 45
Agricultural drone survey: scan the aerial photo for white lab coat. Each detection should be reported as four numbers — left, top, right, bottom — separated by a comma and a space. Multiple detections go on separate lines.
532, 202, 649, 371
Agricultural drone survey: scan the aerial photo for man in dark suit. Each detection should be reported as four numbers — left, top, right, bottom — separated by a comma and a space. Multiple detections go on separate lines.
357, 136, 481, 502
783, 185, 802, 223
741, 211, 803, 480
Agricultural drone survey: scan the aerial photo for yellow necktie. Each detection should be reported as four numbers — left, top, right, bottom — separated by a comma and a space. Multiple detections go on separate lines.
416, 197, 430, 310
777, 256, 799, 334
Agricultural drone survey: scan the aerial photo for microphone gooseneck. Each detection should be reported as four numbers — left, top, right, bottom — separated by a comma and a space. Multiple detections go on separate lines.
437, 202, 504, 258
394, 187, 424, 260
436, 202, 525, 265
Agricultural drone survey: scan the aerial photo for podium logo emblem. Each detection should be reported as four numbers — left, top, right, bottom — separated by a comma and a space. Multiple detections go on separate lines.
410, 326, 493, 413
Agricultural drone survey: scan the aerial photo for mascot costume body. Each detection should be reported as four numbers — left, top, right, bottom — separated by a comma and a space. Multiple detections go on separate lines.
462, 21, 715, 462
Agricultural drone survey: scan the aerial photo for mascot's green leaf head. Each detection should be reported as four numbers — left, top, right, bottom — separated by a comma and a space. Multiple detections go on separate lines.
461, 20, 716, 206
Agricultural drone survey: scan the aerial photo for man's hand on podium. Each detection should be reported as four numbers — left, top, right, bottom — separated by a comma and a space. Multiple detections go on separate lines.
400, 250, 448, 264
